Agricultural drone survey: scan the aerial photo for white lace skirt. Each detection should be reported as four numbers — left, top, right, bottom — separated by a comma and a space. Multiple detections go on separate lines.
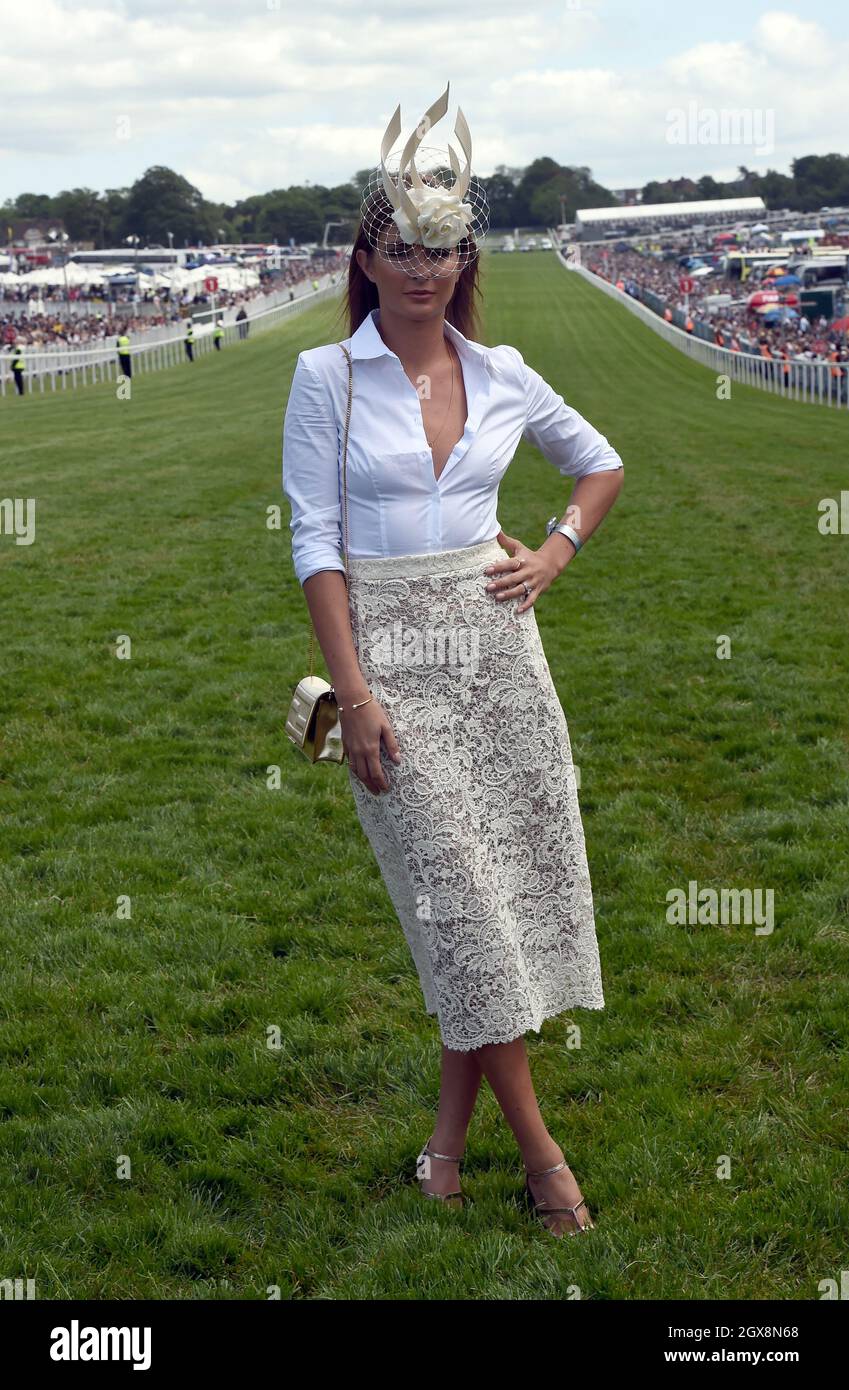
346, 537, 605, 1051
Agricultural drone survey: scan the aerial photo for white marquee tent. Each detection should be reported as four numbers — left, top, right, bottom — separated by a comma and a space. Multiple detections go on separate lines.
1, 263, 260, 293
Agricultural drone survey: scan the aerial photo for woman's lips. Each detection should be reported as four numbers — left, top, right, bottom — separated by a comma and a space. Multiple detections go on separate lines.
407, 290, 435, 298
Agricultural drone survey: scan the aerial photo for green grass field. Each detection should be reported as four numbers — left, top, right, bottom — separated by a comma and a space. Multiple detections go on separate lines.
1, 254, 847, 1300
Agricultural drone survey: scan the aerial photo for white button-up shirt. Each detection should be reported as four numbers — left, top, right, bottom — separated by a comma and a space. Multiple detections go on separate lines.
282, 305, 623, 586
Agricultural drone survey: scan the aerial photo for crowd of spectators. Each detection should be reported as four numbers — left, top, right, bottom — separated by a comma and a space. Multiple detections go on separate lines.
0, 251, 346, 349
586, 244, 848, 371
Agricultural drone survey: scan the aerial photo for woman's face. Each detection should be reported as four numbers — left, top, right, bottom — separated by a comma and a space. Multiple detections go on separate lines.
355, 223, 462, 320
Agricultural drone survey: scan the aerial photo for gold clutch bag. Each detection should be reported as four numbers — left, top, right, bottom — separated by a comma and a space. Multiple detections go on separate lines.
284, 343, 354, 766
285, 674, 344, 764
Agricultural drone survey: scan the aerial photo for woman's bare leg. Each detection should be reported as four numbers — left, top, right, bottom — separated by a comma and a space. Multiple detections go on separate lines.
473, 1036, 591, 1234
420, 1047, 484, 1197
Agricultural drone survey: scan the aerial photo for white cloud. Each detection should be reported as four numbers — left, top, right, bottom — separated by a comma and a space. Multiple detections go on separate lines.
664, 42, 764, 95
755, 11, 832, 68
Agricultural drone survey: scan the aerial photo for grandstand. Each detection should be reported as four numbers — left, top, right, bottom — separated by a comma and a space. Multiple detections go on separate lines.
71, 247, 190, 269
574, 196, 767, 241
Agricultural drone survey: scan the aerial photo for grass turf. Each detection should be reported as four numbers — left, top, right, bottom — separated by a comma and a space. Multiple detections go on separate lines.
1, 253, 847, 1300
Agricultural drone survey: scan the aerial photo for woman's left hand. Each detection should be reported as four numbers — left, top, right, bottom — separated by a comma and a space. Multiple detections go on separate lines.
483, 529, 570, 614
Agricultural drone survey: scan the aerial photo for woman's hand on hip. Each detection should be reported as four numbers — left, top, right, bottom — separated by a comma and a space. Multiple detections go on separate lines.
483, 529, 573, 614
342, 698, 400, 796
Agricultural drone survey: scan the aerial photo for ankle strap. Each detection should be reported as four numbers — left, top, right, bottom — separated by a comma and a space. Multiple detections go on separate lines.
423, 1144, 463, 1163
525, 1156, 567, 1179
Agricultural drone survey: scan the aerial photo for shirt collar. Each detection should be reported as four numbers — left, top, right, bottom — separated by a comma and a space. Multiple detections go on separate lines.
348, 306, 491, 368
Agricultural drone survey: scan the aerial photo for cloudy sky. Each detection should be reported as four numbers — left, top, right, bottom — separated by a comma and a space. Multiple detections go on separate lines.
1, 0, 846, 205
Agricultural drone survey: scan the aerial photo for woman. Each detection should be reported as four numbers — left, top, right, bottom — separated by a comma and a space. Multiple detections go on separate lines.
282, 86, 623, 1238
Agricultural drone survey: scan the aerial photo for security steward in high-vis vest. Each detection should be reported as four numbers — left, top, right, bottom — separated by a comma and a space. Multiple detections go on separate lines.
781, 347, 791, 385
184, 322, 195, 362
213, 322, 224, 351
116, 331, 132, 379
11, 343, 25, 396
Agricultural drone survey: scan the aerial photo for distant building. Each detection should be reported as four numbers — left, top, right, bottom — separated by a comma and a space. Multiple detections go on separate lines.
3, 218, 71, 267
5, 217, 68, 245
574, 196, 767, 241
71, 247, 190, 269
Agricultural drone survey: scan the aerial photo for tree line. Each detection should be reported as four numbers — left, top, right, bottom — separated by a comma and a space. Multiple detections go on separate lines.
3, 153, 847, 249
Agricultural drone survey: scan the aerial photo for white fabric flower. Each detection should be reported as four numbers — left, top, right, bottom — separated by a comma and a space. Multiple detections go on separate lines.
392, 186, 474, 249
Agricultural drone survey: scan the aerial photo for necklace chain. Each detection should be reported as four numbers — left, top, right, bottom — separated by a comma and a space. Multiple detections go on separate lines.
424, 341, 457, 452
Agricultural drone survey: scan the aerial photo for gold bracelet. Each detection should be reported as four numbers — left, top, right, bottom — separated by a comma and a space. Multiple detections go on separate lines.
336, 695, 372, 714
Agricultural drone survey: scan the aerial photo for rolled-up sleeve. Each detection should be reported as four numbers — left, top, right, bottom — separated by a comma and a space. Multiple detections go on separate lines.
282, 353, 346, 586
511, 347, 623, 479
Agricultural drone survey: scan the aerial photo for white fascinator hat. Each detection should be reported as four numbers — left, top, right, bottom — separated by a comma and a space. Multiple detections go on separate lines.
359, 82, 490, 278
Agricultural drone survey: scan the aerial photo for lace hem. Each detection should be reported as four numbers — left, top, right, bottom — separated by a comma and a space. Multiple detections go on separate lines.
423, 997, 606, 1052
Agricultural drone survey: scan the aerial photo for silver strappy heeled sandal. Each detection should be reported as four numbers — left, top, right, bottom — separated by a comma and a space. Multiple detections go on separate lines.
415, 1137, 464, 1208
524, 1155, 595, 1236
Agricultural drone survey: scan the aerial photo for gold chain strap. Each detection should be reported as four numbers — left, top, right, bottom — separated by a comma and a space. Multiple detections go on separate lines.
308, 343, 353, 677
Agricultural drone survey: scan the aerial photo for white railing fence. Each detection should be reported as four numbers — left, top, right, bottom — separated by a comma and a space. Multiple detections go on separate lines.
0, 279, 343, 399
553, 239, 849, 410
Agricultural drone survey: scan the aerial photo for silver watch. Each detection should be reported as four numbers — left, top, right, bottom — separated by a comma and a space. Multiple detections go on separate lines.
546, 514, 583, 553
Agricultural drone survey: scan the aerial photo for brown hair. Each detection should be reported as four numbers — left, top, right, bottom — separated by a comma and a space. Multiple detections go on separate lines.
329, 218, 484, 344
